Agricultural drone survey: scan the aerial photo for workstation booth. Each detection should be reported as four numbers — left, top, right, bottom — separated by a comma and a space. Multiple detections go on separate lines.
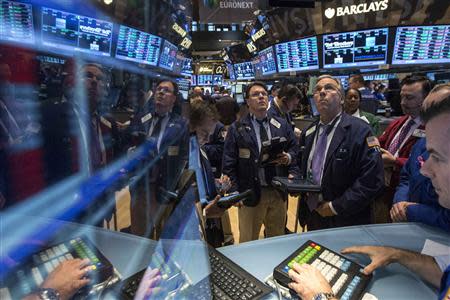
1, 0, 449, 299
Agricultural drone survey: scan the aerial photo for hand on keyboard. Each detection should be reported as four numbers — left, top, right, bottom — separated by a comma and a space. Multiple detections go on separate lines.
134, 268, 162, 300
288, 263, 335, 300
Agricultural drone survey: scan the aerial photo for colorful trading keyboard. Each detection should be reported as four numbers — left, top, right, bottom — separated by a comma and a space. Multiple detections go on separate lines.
273, 240, 372, 300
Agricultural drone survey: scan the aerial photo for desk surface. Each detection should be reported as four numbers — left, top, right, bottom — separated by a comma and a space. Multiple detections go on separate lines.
219, 223, 450, 300
7, 217, 449, 300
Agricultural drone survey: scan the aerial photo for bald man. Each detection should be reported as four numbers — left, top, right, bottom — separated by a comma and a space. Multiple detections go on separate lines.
288, 83, 450, 300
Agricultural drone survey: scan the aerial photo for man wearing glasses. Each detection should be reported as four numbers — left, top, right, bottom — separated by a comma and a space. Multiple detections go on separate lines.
127, 80, 189, 238
222, 82, 299, 243
298, 75, 384, 230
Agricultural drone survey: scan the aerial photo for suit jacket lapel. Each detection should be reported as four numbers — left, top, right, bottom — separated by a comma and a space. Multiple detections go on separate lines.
323, 115, 347, 174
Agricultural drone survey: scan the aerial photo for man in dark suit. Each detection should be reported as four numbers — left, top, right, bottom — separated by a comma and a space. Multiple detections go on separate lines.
222, 81, 299, 243
298, 75, 384, 230
267, 83, 302, 139
40, 63, 122, 225
377, 75, 432, 222
127, 80, 189, 238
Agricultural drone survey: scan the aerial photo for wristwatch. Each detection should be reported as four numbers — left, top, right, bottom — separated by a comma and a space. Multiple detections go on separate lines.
312, 292, 336, 300
36, 288, 61, 300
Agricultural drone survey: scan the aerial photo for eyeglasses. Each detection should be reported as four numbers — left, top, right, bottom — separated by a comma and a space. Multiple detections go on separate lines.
156, 87, 174, 95
84, 71, 106, 84
313, 84, 340, 96
249, 91, 268, 98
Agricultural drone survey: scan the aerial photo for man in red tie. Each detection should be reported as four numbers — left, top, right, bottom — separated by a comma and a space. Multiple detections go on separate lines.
376, 75, 433, 222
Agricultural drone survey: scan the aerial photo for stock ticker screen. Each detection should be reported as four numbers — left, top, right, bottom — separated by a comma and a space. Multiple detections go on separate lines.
116, 25, 162, 66
392, 25, 450, 65
0, 0, 34, 44
258, 46, 277, 76
227, 63, 236, 80
180, 57, 193, 76
234, 61, 255, 80
41, 7, 113, 56
275, 36, 319, 72
323, 28, 388, 69
158, 39, 178, 71
197, 74, 213, 86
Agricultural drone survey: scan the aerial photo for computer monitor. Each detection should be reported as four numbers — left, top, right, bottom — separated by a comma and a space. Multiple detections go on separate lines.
191, 75, 197, 86
227, 63, 236, 80
115, 25, 162, 66
197, 75, 213, 86
181, 58, 193, 76
392, 25, 450, 65
234, 62, 255, 80
323, 28, 388, 69
159, 39, 178, 71
275, 36, 319, 72
213, 75, 223, 86
235, 93, 245, 104
334, 75, 349, 90
41, 7, 113, 57
0, 1, 35, 44
258, 46, 278, 76
252, 56, 263, 79
235, 84, 243, 94
176, 78, 190, 100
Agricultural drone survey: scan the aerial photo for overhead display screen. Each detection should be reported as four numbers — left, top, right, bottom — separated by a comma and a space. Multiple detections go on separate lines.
158, 39, 178, 71
323, 28, 388, 69
252, 56, 263, 79
226, 63, 235, 80
258, 46, 277, 76
213, 75, 222, 85
275, 36, 319, 72
392, 25, 450, 65
116, 25, 162, 66
0, 0, 34, 44
180, 57, 193, 76
41, 7, 113, 56
197, 75, 212, 86
234, 61, 255, 80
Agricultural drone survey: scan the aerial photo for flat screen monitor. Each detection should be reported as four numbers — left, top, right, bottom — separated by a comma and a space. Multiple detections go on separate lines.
275, 36, 319, 72
191, 75, 197, 86
115, 25, 162, 66
227, 63, 236, 80
235, 93, 245, 104
181, 57, 193, 76
334, 75, 349, 90
213, 75, 222, 86
258, 46, 278, 76
323, 28, 388, 69
41, 7, 113, 57
197, 75, 212, 86
234, 61, 255, 80
235, 84, 243, 94
0, 0, 35, 44
159, 39, 178, 71
176, 78, 190, 94
252, 56, 263, 79
392, 25, 450, 65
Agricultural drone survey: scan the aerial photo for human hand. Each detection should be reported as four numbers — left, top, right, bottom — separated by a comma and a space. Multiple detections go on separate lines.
315, 202, 335, 217
272, 152, 290, 166
134, 268, 163, 300
390, 201, 415, 222
341, 246, 399, 275
204, 195, 226, 218
218, 174, 231, 194
381, 148, 396, 167
288, 263, 333, 300
41, 258, 93, 300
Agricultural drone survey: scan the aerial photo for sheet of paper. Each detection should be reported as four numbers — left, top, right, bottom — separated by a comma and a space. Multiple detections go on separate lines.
421, 239, 450, 256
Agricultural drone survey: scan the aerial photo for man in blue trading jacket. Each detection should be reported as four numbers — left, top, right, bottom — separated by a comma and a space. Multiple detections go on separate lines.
298, 75, 384, 230
391, 136, 450, 231
222, 81, 299, 243
127, 80, 189, 238
287, 83, 450, 300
